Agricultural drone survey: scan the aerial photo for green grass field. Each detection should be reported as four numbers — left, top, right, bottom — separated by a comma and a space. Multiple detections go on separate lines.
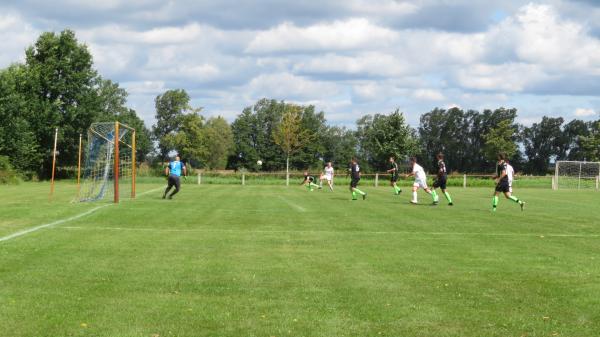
1, 182, 599, 337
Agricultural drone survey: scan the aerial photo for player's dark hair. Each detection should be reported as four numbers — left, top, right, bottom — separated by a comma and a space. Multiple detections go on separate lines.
409, 157, 417, 162
437, 152, 444, 160
497, 152, 506, 160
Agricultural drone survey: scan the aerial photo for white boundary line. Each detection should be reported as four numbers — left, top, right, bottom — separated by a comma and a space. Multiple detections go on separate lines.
56, 226, 600, 238
0, 187, 163, 243
0, 205, 111, 243
278, 195, 306, 212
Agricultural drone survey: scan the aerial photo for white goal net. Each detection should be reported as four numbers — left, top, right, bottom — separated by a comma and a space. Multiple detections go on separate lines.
554, 161, 600, 190
78, 122, 136, 202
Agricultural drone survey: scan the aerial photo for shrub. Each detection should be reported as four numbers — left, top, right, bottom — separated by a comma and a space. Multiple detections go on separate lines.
0, 156, 21, 184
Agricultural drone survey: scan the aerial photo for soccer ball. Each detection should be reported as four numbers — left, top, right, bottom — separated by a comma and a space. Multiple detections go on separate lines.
257, 160, 263, 166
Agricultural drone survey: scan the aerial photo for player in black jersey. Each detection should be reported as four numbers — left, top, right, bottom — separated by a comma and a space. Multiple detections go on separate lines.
492, 153, 525, 212
386, 156, 402, 195
349, 158, 367, 200
301, 171, 320, 191
432, 153, 453, 205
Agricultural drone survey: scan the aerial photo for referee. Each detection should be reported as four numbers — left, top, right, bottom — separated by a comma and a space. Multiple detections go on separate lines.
163, 155, 186, 199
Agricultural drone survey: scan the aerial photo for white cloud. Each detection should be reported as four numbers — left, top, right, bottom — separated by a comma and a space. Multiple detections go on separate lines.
413, 89, 445, 101
574, 108, 597, 117
293, 52, 410, 77
455, 62, 547, 92
245, 72, 340, 100
245, 18, 397, 53
3, 1, 600, 128
0, 12, 38, 67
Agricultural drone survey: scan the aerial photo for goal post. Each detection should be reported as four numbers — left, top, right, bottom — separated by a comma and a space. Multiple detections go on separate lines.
78, 122, 136, 203
554, 161, 600, 190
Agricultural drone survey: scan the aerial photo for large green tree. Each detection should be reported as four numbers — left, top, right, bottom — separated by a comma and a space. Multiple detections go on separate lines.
153, 89, 197, 159
356, 109, 418, 171
522, 117, 565, 174
162, 112, 206, 167
230, 99, 286, 171
580, 120, 600, 162
203, 116, 234, 170
22, 30, 99, 177
321, 126, 358, 168
0, 66, 41, 173
483, 119, 518, 161
0, 29, 151, 178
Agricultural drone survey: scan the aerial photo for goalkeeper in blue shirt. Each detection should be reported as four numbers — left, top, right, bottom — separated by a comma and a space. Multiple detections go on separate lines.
163, 155, 187, 199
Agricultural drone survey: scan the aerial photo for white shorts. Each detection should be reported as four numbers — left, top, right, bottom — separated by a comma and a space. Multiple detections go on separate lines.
413, 178, 428, 189
321, 175, 332, 182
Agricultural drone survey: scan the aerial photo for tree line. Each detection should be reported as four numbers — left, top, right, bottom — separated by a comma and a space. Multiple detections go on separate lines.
1, 30, 599, 179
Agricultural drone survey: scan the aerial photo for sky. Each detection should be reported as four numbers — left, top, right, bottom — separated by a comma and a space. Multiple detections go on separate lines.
1, 0, 600, 128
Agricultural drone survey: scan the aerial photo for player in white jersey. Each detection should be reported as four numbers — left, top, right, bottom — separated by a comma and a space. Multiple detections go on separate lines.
406, 157, 439, 205
506, 159, 515, 193
319, 162, 335, 191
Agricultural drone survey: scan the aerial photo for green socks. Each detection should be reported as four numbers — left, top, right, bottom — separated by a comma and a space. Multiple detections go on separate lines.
393, 185, 402, 194
509, 195, 522, 204
444, 191, 452, 203
352, 191, 357, 200
354, 188, 366, 196
492, 196, 499, 209
431, 190, 438, 201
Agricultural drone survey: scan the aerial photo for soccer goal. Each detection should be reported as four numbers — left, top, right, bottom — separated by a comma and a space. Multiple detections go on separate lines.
553, 161, 600, 190
78, 122, 136, 203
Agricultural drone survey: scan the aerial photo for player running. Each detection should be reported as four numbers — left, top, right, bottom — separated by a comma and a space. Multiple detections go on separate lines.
407, 157, 438, 205
386, 156, 402, 195
163, 155, 186, 199
301, 171, 320, 191
319, 162, 335, 191
492, 153, 525, 212
432, 153, 453, 206
349, 158, 367, 200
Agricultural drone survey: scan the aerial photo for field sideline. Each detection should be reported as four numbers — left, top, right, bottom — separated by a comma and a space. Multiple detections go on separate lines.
1, 182, 599, 337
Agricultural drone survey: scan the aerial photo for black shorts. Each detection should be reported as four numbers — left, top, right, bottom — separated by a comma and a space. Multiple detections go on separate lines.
350, 177, 360, 188
433, 176, 447, 189
390, 175, 398, 183
495, 180, 510, 193
168, 175, 181, 189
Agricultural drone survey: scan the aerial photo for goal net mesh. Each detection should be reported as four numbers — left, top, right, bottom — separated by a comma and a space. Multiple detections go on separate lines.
555, 161, 600, 190
78, 122, 134, 202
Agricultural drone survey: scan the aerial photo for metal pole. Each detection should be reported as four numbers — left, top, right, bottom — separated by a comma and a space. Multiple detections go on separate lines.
114, 122, 120, 203
49, 128, 58, 200
375, 173, 379, 187
197, 172, 201, 185
578, 162, 582, 190
77, 133, 82, 198
554, 161, 560, 190
463, 174, 467, 188
131, 129, 136, 199
242, 173, 245, 186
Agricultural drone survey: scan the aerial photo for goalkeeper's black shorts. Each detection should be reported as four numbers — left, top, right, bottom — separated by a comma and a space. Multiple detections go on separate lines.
168, 175, 181, 190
